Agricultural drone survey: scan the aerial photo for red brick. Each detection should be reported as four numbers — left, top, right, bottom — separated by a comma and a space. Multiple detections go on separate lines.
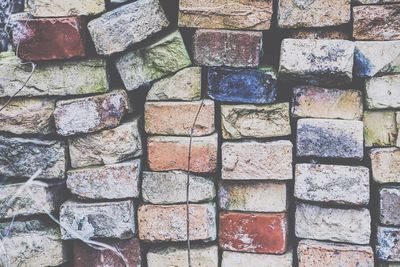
12, 17, 86, 61
219, 212, 288, 253
73, 239, 141, 267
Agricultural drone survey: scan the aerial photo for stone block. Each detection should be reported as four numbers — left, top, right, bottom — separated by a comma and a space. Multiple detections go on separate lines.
354, 0, 400, 3
286, 28, 350, 39
147, 134, 218, 173
380, 186, 400, 226
193, 29, 262, 68
138, 203, 216, 242
69, 119, 142, 168
365, 75, 400, 109
219, 212, 288, 253
88, 0, 169, 55
364, 111, 397, 147
222, 140, 293, 180
221, 103, 291, 139
142, 171, 215, 204
370, 147, 400, 183
376, 226, 400, 262
221, 250, 293, 267
296, 118, 364, 159
397, 112, 400, 147
26, 0, 106, 17
67, 160, 141, 200
60, 200, 135, 240
295, 203, 371, 245
292, 86, 363, 120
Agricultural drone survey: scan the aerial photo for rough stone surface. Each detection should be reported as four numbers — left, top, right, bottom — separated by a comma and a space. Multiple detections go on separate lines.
0, 98, 55, 135
219, 181, 287, 212
219, 212, 288, 253
222, 140, 293, 180
208, 67, 278, 104
353, 4, 400, 40
147, 245, 218, 267
354, 41, 400, 77
380, 186, 400, 226
296, 119, 364, 160
60, 200, 135, 240
376, 226, 400, 262
0, 52, 108, 97
354, 0, 400, 3
88, 0, 169, 55
370, 147, 400, 183
115, 31, 191, 91
73, 238, 141, 267
12, 17, 86, 61
365, 74, 400, 109
145, 100, 215, 136
147, 134, 218, 173
69, 119, 142, 168
292, 86, 363, 120
142, 171, 215, 204
397, 112, 400, 147
0, 220, 66, 267
221, 250, 293, 267
67, 160, 141, 200
295, 203, 371, 245
54, 90, 129, 136
286, 28, 350, 39
297, 239, 374, 267
193, 29, 262, 68
147, 67, 201, 101
0, 136, 66, 180
364, 111, 397, 147
27, 0, 106, 17
278, 0, 350, 28
295, 164, 370, 205
138, 203, 216, 242
279, 39, 355, 86
221, 103, 291, 139
178, 0, 273, 30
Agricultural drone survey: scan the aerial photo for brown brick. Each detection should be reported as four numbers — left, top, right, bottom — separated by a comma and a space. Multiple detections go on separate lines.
370, 147, 400, 183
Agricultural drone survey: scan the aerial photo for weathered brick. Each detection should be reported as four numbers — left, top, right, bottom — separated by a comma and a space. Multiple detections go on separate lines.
69, 119, 142, 168
178, 0, 273, 30
73, 238, 141, 267
219, 212, 288, 253
0, 136, 66, 180
278, 0, 350, 28
67, 160, 141, 200
297, 239, 374, 267
380, 186, 400, 226
27, 0, 105, 17
147, 134, 218, 173
279, 39, 355, 86
397, 112, 400, 147
0, 220, 66, 267
353, 4, 400, 40
296, 119, 364, 159
60, 200, 135, 240
221, 250, 293, 267
295, 164, 369, 205
354, 41, 400, 77
193, 29, 262, 68
295, 203, 371, 245
370, 147, 400, 183
138, 203, 216, 242
145, 100, 215, 136
0, 52, 108, 97
292, 86, 363, 120
54, 90, 129, 136
88, 0, 169, 55
286, 28, 350, 39
364, 111, 397, 147
354, 0, 400, 3
219, 181, 287, 212
0, 98, 55, 135
12, 17, 86, 61
115, 31, 191, 91
365, 75, 400, 109
147, 245, 218, 267
378, 262, 400, 267
147, 67, 201, 101
221, 103, 291, 139
376, 226, 400, 262
222, 140, 293, 180
208, 67, 278, 104
142, 171, 215, 204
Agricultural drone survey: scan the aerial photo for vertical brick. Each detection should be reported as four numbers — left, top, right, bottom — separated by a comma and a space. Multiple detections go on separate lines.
380, 186, 400, 226
376, 226, 400, 262
370, 147, 400, 183
364, 111, 397, 147
365, 74, 400, 109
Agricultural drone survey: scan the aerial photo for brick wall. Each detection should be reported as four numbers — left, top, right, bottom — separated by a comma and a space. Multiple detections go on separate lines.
0, 0, 399, 266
